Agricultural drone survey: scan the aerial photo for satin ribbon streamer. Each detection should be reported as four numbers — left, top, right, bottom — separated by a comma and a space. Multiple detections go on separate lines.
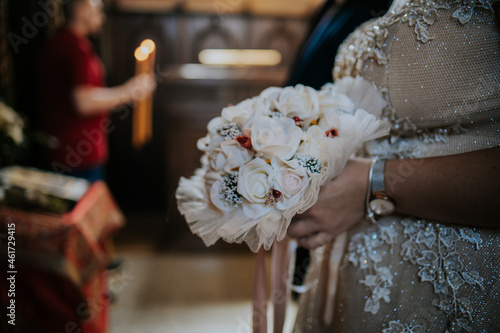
253, 238, 294, 333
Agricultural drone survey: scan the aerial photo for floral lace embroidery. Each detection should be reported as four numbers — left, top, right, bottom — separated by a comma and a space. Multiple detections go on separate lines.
347, 224, 399, 315
365, 137, 428, 159
335, 0, 496, 78
452, 0, 495, 24
334, 0, 451, 80
400, 219, 484, 333
383, 321, 426, 333
347, 219, 485, 332
334, 0, 494, 139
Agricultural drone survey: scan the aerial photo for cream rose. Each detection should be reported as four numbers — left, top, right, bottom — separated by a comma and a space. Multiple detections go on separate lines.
319, 84, 355, 115
251, 116, 302, 160
274, 85, 320, 125
210, 140, 253, 173
221, 96, 270, 127
271, 156, 309, 210
238, 158, 274, 218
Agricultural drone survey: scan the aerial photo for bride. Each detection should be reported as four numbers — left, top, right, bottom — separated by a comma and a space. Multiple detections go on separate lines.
288, 0, 500, 332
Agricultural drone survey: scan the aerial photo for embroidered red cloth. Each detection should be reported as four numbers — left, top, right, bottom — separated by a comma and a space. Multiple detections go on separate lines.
0, 181, 124, 332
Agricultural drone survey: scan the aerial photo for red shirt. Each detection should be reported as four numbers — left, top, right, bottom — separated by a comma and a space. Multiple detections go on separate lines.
40, 27, 109, 171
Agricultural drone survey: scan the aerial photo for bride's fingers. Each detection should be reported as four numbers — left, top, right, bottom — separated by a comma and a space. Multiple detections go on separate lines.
287, 219, 321, 239
298, 232, 332, 250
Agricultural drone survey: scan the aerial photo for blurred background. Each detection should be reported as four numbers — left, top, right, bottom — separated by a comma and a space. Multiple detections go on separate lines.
0, 0, 389, 331
2, 0, 325, 247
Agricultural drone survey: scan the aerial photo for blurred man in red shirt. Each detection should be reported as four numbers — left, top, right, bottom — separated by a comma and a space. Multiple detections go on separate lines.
40, 0, 155, 182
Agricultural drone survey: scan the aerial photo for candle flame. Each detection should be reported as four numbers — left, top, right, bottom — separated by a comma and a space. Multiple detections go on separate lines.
141, 39, 156, 54
135, 46, 149, 61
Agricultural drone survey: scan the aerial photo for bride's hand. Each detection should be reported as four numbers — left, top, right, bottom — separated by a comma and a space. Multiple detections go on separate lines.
287, 158, 371, 249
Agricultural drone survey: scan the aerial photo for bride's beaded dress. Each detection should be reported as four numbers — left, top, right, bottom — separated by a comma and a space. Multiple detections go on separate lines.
293, 0, 500, 332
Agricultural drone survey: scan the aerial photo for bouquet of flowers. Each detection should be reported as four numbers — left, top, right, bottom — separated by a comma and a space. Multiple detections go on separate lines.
176, 76, 390, 252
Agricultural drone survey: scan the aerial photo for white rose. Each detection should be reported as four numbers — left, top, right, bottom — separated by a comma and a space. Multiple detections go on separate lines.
210, 140, 253, 173
251, 115, 302, 160
238, 158, 274, 218
271, 156, 309, 210
222, 96, 270, 127
275, 85, 320, 124
297, 125, 328, 161
259, 86, 282, 100
322, 77, 387, 116
319, 84, 355, 115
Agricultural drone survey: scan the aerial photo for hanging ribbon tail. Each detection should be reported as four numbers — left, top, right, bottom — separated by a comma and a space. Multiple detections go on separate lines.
322, 232, 347, 326
271, 237, 292, 333
253, 247, 268, 333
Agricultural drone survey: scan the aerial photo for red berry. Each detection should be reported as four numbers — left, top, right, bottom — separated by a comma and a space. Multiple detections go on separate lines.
326, 128, 338, 138
236, 135, 252, 148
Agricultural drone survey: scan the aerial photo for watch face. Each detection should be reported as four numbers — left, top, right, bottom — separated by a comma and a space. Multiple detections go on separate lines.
370, 198, 395, 215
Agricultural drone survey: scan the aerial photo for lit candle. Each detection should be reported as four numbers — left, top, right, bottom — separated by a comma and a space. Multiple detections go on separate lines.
140, 39, 156, 142
141, 39, 156, 71
133, 45, 150, 149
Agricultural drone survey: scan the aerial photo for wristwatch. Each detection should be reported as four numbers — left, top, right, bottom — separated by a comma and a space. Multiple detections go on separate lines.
366, 158, 396, 222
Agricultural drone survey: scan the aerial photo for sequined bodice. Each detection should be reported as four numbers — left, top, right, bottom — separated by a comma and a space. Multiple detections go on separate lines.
334, 0, 500, 158
294, 1, 500, 332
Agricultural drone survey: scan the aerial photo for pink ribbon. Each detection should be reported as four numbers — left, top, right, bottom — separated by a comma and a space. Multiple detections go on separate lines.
253, 246, 268, 333
253, 238, 291, 333
271, 238, 290, 333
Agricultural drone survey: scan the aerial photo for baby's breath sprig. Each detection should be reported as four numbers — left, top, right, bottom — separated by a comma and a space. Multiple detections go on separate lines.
220, 173, 243, 207
264, 104, 282, 119
294, 155, 322, 174
218, 122, 242, 140
268, 111, 282, 119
